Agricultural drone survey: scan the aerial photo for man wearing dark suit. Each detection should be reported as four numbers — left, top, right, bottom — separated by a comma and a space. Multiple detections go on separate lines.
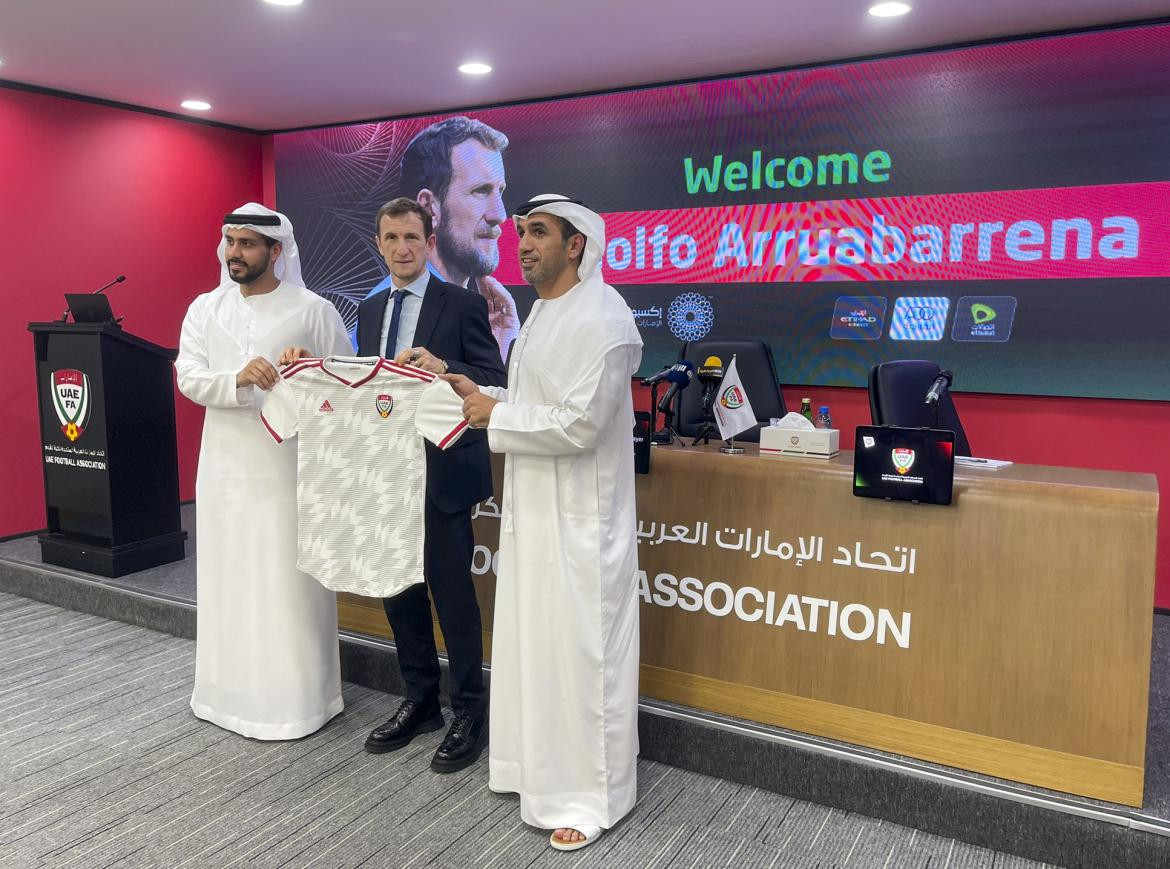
356, 197, 505, 772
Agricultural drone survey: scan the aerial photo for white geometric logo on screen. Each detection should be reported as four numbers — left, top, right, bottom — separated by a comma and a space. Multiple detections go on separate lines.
667, 293, 714, 341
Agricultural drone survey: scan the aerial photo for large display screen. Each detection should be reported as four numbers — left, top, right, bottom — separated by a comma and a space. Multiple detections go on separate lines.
274, 23, 1170, 400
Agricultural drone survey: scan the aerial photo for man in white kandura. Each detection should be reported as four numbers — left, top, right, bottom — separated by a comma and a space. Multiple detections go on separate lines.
445, 194, 643, 851
175, 203, 352, 739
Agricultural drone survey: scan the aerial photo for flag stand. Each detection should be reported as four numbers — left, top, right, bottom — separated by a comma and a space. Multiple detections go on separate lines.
719, 437, 744, 455
718, 353, 746, 454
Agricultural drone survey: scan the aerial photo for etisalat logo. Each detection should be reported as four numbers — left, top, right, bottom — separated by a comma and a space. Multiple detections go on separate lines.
952, 295, 1017, 343
892, 448, 916, 475
720, 385, 745, 409
51, 369, 91, 442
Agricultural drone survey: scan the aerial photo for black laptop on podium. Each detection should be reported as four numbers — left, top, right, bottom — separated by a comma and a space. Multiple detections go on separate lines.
853, 425, 956, 505
64, 293, 117, 324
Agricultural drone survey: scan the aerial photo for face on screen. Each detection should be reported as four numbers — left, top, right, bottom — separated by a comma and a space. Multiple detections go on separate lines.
376, 212, 435, 285
435, 140, 506, 278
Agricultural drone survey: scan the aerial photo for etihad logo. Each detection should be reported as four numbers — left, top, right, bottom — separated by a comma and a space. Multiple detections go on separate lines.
318, 399, 334, 413
375, 394, 394, 418
892, 448, 916, 474
830, 295, 887, 341
719, 385, 745, 409
51, 369, 91, 442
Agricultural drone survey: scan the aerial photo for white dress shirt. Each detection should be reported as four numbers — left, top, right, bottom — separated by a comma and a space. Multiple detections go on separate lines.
379, 269, 430, 359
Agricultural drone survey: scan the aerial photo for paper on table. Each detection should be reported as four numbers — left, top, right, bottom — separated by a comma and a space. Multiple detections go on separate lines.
955, 456, 1013, 470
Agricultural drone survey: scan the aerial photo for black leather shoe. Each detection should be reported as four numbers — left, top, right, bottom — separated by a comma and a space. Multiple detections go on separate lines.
364, 699, 444, 754
430, 711, 487, 773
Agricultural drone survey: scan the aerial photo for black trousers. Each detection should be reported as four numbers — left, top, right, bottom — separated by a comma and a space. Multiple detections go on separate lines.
382, 499, 485, 717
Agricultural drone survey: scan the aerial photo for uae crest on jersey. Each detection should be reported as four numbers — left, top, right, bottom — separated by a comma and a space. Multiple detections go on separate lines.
51, 369, 91, 442
376, 394, 394, 418
892, 448, 916, 475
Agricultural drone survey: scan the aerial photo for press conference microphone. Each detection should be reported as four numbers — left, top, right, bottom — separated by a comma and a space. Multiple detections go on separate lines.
696, 355, 724, 382
924, 370, 954, 407
655, 361, 696, 414
695, 355, 724, 418
640, 364, 674, 387
94, 275, 127, 295
58, 275, 126, 322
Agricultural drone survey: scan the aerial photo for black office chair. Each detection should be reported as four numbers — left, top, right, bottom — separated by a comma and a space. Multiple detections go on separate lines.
868, 360, 972, 456
672, 339, 786, 443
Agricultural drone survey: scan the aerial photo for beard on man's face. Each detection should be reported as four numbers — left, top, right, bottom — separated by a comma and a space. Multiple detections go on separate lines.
436, 228, 499, 278
227, 258, 268, 285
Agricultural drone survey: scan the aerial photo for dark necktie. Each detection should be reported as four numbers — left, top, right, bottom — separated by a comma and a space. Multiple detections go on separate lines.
383, 289, 406, 359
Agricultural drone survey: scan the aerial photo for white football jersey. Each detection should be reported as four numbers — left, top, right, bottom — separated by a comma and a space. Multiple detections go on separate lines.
260, 355, 468, 597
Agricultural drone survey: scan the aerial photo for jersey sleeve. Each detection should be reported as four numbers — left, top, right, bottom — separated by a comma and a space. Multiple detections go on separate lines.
260, 378, 301, 443
415, 377, 469, 450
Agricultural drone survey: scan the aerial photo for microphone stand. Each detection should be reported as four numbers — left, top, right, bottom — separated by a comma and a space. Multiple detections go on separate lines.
651, 382, 683, 445
692, 381, 719, 446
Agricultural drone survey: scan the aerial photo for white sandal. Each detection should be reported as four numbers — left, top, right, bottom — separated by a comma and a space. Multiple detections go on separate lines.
549, 824, 602, 851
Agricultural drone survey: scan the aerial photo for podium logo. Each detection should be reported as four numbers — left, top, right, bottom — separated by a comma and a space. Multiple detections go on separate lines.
51, 369, 91, 442
892, 448, 915, 474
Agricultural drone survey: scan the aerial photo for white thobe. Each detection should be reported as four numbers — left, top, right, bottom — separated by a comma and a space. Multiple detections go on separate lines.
176, 281, 352, 740
483, 278, 643, 830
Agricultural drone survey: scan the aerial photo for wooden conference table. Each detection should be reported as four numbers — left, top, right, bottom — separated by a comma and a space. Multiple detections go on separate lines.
337, 444, 1158, 806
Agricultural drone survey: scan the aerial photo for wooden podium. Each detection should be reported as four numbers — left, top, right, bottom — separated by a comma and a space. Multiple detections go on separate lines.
28, 321, 186, 576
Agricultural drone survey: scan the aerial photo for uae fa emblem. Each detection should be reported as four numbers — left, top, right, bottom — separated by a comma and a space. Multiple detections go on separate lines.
719, 385, 745, 409
376, 394, 394, 418
51, 369, 91, 442
892, 448, 916, 475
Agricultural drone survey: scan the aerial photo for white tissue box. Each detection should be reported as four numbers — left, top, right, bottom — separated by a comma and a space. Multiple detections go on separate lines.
760, 426, 839, 459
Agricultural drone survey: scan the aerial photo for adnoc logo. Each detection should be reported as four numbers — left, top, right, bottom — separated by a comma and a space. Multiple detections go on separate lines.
667, 293, 714, 341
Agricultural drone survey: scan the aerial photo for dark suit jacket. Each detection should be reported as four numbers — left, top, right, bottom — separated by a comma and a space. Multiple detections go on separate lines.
356, 273, 506, 513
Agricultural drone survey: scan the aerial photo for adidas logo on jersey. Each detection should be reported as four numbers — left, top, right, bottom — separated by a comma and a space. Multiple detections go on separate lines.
318, 400, 334, 413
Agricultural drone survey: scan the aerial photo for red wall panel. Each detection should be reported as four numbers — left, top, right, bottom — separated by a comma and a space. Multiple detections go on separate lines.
0, 87, 263, 540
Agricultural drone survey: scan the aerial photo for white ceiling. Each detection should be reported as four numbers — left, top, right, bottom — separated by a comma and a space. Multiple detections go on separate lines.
3, 1, 1167, 131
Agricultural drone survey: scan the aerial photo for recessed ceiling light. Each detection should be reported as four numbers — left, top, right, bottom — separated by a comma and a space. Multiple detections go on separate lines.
261, 0, 304, 6
459, 62, 492, 75
869, 2, 911, 16
181, 100, 212, 111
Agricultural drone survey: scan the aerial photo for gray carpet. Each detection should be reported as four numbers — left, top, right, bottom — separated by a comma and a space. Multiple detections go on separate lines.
0, 593, 1056, 868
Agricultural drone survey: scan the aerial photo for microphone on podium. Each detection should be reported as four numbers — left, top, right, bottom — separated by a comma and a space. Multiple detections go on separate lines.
59, 275, 127, 322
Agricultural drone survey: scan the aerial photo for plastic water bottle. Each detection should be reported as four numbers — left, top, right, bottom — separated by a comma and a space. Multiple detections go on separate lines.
800, 398, 814, 424
815, 406, 833, 429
